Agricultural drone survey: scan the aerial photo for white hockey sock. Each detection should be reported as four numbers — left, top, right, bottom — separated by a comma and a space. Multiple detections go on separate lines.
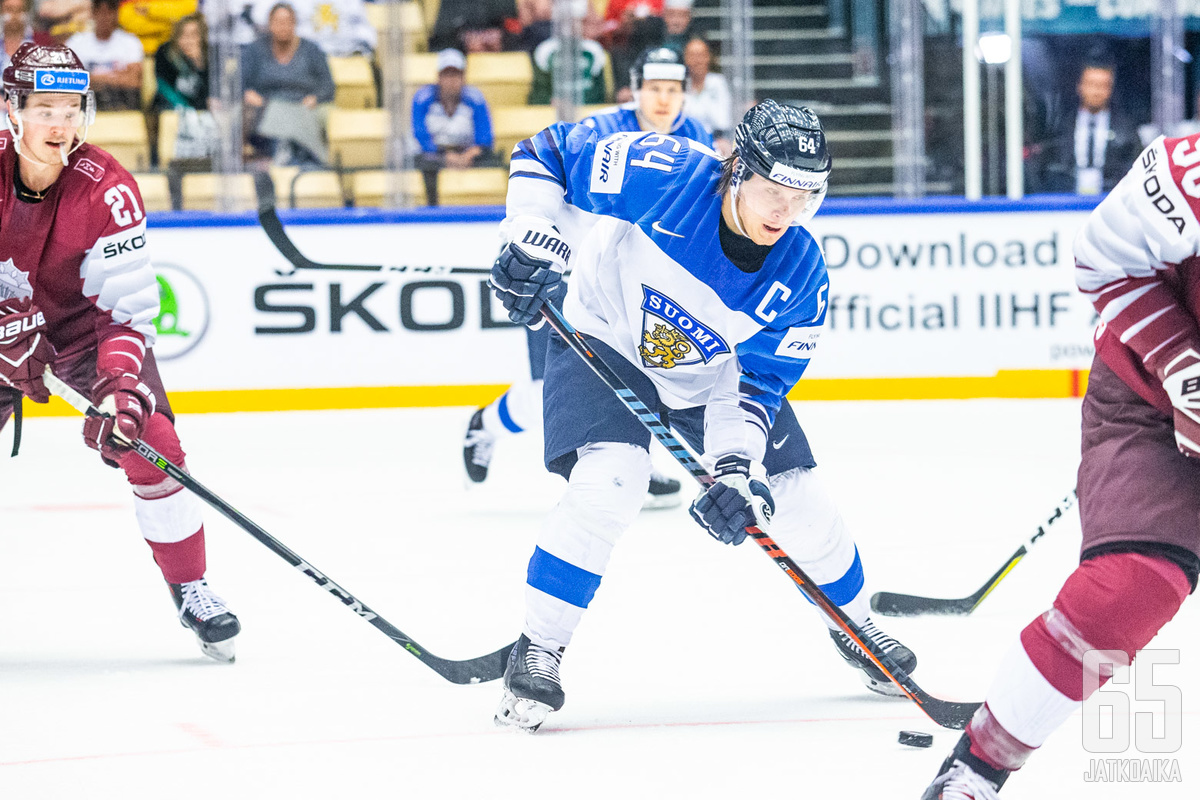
984, 641, 1079, 749
481, 378, 543, 437
524, 442, 650, 649
766, 467, 867, 628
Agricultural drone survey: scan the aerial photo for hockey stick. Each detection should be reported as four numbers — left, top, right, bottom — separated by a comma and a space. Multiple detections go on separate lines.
42, 368, 513, 685
538, 304, 981, 730
252, 173, 490, 277
871, 488, 1078, 617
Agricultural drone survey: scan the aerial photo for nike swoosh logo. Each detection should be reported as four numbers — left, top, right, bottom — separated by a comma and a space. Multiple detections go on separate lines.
652, 220, 684, 239
771, 434, 789, 449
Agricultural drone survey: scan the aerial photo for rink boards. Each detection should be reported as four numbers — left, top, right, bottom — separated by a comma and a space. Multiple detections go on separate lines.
29, 196, 1103, 414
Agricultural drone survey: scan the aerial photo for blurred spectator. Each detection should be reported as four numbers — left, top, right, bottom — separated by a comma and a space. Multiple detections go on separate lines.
661, 0, 693, 56
411, 48, 498, 205
153, 10, 205, 111
514, 0, 549, 52
66, 0, 143, 111
242, 1, 334, 166
152, 12, 210, 187
34, 0, 90, 40
1027, 56, 1140, 195
582, 46, 711, 146
606, 0, 665, 103
682, 35, 730, 154
248, 0, 374, 57
118, 0, 197, 55
2, 0, 52, 75
527, 10, 610, 106
428, 0, 516, 53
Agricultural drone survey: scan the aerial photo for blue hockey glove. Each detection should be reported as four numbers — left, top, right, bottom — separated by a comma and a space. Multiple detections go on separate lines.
490, 216, 569, 326
689, 456, 774, 545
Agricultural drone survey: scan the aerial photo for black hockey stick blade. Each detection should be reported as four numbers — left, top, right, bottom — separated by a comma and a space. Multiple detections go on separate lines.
871, 488, 1078, 618
539, 305, 980, 730
44, 368, 512, 684
254, 174, 488, 277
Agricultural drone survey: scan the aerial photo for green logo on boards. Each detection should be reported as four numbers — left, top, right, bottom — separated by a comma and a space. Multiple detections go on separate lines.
151, 264, 209, 361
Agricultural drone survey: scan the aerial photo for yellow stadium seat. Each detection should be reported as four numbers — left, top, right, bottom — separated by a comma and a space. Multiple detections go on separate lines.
352, 168, 505, 207
271, 167, 345, 208
330, 55, 377, 109
87, 111, 150, 171
140, 57, 156, 109
421, 0, 440, 33
405, 52, 439, 92
366, 2, 427, 50
328, 108, 387, 168
131, 172, 171, 212
490, 104, 556, 161
436, 167, 507, 205
466, 52, 533, 106
180, 173, 257, 211
157, 110, 178, 162
352, 170, 419, 207
575, 104, 613, 122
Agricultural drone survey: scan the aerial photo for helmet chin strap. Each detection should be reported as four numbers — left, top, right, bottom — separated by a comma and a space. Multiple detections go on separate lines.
728, 166, 751, 238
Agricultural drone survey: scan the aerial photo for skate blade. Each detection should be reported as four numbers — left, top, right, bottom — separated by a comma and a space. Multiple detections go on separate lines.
199, 638, 236, 664
858, 671, 907, 698
494, 690, 552, 733
640, 492, 682, 511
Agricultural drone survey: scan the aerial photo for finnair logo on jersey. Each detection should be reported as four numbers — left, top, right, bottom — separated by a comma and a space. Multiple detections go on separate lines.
774, 325, 822, 360
590, 132, 639, 195
35, 69, 89, 92
638, 285, 729, 369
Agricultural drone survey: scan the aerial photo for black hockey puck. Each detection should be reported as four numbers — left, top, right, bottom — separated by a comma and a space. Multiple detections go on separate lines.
898, 730, 934, 748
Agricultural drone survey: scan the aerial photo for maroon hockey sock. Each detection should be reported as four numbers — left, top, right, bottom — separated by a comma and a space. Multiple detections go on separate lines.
147, 527, 207, 584
966, 702, 1036, 773
1020, 552, 1189, 702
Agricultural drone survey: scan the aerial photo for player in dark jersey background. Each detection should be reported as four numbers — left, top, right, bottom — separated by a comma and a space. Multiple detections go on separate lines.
0, 43, 240, 662
920, 134, 1200, 798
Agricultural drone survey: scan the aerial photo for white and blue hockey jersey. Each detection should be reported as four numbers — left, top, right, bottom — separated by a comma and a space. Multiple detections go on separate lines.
581, 103, 713, 149
506, 122, 829, 466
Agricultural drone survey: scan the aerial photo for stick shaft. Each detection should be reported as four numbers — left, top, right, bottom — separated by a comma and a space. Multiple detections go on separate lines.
42, 368, 510, 684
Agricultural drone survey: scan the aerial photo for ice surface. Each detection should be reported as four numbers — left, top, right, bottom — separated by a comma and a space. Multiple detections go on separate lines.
1, 399, 1195, 799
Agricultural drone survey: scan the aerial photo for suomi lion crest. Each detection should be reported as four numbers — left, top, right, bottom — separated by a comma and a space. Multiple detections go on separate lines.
639, 324, 692, 369
638, 285, 730, 370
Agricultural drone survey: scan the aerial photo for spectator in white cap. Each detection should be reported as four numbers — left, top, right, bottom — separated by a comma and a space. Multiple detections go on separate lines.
410, 48, 499, 205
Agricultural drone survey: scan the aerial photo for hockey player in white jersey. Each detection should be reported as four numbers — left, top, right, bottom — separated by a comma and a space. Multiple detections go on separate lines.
488, 100, 918, 732
461, 48, 710, 509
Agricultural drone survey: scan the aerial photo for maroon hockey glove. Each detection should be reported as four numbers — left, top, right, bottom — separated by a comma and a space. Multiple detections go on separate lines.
1150, 339, 1200, 458
82, 370, 156, 466
0, 298, 54, 403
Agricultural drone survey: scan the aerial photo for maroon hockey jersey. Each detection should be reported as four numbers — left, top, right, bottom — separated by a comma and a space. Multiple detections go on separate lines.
0, 131, 157, 375
1074, 132, 1200, 414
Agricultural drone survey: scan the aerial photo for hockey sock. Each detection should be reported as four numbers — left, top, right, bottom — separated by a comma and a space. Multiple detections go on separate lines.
766, 467, 869, 627
481, 379, 543, 437
524, 442, 650, 649
969, 551, 1189, 773
125, 414, 207, 584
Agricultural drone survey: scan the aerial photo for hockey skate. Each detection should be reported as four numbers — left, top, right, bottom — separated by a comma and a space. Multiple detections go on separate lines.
168, 578, 241, 663
921, 734, 1008, 799
463, 408, 494, 484
495, 634, 565, 732
642, 470, 682, 510
829, 617, 917, 697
